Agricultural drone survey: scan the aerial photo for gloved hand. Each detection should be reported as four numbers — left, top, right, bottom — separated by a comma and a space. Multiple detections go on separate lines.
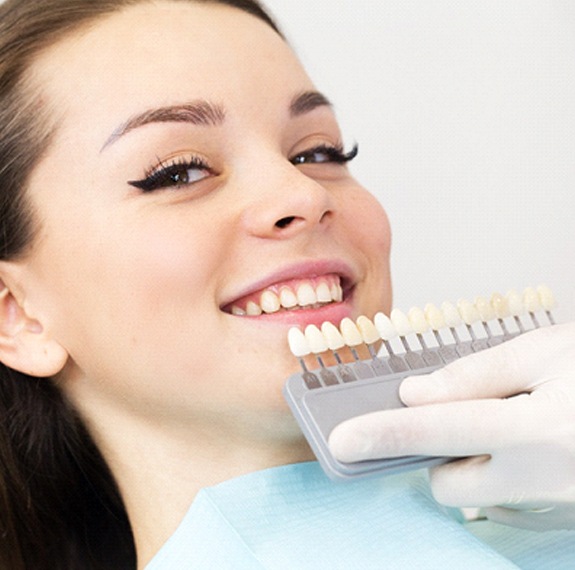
328, 322, 575, 531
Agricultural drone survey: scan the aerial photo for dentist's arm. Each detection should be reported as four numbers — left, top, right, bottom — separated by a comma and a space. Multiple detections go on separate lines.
328, 322, 575, 530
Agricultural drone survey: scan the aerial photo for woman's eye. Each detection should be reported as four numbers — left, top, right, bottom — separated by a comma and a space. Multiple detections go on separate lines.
128, 157, 213, 192
290, 143, 358, 166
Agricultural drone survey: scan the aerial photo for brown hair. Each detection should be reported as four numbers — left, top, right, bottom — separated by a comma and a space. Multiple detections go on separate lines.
0, 1, 280, 568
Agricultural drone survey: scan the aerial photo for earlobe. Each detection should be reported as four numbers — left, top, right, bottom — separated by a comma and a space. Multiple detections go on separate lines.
0, 280, 68, 378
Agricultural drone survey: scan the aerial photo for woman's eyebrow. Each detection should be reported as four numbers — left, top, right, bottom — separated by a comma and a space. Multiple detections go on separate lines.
100, 100, 226, 151
290, 90, 332, 117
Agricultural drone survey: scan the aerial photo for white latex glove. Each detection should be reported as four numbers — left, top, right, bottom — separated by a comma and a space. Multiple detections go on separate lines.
328, 322, 575, 531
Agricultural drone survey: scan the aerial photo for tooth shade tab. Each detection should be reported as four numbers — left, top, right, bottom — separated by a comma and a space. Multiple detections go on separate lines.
440, 301, 461, 327
288, 327, 310, 357
423, 303, 445, 330
506, 289, 525, 316
356, 315, 380, 344
537, 285, 556, 310
374, 312, 397, 340
305, 325, 328, 354
340, 318, 363, 347
390, 309, 412, 337
474, 296, 495, 321
523, 287, 541, 312
490, 292, 510, 319
321, 321, 346, 351
407, 306, 429, 334
457, 299, 480, 325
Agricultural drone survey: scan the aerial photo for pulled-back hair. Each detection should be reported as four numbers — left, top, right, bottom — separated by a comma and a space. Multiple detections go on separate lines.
0, 1, 280, 568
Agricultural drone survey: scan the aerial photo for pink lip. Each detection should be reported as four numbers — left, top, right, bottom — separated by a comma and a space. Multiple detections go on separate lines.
220, 259, 357, 326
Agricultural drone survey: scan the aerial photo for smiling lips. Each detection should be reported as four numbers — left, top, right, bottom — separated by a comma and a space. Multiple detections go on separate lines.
226, 274, 344, 316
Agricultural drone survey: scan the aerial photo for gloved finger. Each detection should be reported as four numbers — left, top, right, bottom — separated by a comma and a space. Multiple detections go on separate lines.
400, 323, 575, 407
429, 448, 575, 508
482, 506, 571, 531
329, 393, 549, 462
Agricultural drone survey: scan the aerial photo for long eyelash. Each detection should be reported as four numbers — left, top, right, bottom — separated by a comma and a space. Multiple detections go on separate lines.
128, 156, 211, 192
290, 142, 359, 165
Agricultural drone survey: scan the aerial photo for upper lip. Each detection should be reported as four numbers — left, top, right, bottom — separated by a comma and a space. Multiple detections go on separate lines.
219, 259, 357, 310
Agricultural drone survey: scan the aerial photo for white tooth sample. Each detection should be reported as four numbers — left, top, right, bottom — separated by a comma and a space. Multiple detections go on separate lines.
356, 315, 380, 344
231, 305, 246, 316
330, 283, 343, 302
315, 282, 332, 303
523, 287, 541, 312
246, 301, 262, 316
374, 312, 397, 340
260, 290, 280, 314
424, 303, 446, 330
304, 324, 328, 354
474, 296, 495, 321
440, 301, 462, 327
321, 321, 346, 351
296, 283, 317, 306
490, 292, 510, 319
537, 284, 556, 310
506, 289, 525, 316
340, 317, 363, 346
390, 308, 413, 337
457, 299, 480, 325
407, 306, 429, 334
279, 287, 298, 309
288, 327, 310, 357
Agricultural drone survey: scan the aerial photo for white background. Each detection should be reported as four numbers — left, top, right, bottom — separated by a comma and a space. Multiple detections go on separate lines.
264, 0, 575, 322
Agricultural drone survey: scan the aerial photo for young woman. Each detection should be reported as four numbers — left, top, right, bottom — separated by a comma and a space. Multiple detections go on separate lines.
0, 1, 573, 569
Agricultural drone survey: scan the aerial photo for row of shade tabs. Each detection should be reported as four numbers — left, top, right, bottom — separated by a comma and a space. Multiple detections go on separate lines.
287, 285, 556, 359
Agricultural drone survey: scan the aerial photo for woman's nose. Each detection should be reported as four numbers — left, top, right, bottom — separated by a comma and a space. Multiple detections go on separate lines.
240, 166, 333, 239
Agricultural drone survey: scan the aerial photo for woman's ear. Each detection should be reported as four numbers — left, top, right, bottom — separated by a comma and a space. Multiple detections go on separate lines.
0, 276, 68, 378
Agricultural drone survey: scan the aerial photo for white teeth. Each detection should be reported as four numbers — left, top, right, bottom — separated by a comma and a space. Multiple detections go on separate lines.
441, 301, 462, 328
474, 296, 495, 321
390, 309, 412, 337
340, 318, 363, 346
457, 299, 480, 325
279, 287, 298, 309
305, 324, 328, 354
288, 327, 310, 357
288, 287, 556, 359
490, 292, 510, 319
296, 283, 318, 306
331, 283, 343, 302
246, 301, 262, 316
231, 305, 246, 316
260, 290, 280, 314
523, 287, 541, 312
424, 303, 446, 330
321, 321, 345, 351
407, 306, 429, 334
356, 315, 380, 344
506, 289, 524, 316
374, 312, 397, 340
316, 282, 332, 303
537, 285, 556, 310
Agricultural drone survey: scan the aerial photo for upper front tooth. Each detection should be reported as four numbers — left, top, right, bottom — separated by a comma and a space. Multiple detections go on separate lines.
316, 282, 332, 303
246, 301, 262, 316
279, 287, 298, 309
296, 283, 317, 306
330, 283, 343, 302
260, 290, 280, 313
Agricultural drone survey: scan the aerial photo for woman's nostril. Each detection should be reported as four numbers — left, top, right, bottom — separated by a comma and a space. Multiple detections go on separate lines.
275, 216, 296, 229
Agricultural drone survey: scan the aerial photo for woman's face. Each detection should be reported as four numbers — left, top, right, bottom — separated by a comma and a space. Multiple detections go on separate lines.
20, 1, 392, 437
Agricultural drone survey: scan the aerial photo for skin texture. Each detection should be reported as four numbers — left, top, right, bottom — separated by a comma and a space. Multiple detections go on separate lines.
0, 2, 392, 565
